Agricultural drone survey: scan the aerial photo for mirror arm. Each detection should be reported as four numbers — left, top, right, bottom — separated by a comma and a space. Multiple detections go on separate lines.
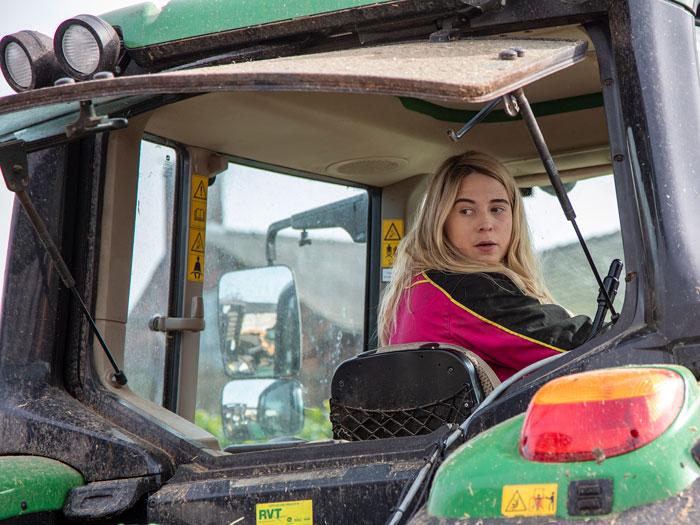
265, 219, 292, 266
265, 195, 369, 265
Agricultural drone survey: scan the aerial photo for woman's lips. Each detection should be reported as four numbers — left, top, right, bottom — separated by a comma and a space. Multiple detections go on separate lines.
475, 242, 497, 252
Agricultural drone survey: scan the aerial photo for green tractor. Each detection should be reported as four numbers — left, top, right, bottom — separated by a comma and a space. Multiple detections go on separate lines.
0, 0, 699, 523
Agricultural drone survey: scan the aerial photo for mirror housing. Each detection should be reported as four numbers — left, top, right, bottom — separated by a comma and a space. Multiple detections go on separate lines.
218, 265, 300, 379
221, 378, 304, 442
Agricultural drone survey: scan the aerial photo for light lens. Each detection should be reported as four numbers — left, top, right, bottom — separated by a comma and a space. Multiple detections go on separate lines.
4, 42, 32, 88
61, 25, 100, 75
520, 368, 684, 462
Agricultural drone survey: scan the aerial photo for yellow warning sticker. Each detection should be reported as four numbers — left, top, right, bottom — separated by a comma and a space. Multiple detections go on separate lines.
192, 176, 208, 201
190, 194, 207, 230
190, 231, 205, 253
256, 500, 313, 524
381, 219, 404, 268
501, 483, 557, 517
187, 174, 208, 282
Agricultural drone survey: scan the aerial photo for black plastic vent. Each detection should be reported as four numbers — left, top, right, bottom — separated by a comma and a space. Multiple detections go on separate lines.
567, 478, 613, 516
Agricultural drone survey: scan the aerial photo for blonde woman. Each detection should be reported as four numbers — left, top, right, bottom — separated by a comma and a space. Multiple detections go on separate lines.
378, 152, 591, 380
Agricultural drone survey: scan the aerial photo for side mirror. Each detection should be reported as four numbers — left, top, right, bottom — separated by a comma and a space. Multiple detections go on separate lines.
218, 265, 300, 379
221, 378, 304, 442
258, 378, 304, 437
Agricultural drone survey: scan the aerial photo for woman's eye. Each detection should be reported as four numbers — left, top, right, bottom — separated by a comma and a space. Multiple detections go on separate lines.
491, 206, 506, 214
459, 208, 475, 216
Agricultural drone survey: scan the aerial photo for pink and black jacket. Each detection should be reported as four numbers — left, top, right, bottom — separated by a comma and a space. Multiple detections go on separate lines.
389, 270, 592, 381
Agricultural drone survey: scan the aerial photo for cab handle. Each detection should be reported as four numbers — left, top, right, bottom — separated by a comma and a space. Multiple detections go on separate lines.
149, 297, 205, 333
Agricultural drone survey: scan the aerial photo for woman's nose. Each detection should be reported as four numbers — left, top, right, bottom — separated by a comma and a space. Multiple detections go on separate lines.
478, 219, 494, 231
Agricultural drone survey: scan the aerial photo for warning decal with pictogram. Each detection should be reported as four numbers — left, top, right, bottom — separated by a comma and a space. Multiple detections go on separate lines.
193, 178, 208, 200
504, 490, 527, 513
381, 219, 404, 268
190, 231, 205, 253
384, 222, 402, 241
501, 483, 557, 517
187, 174, 208, 282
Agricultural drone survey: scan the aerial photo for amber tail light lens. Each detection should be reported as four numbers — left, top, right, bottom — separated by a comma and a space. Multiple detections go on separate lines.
520, 368, 685, 462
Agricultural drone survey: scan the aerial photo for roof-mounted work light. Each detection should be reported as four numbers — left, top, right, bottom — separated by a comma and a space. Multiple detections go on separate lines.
0, 31, 63, 92
54, 15, 121, 80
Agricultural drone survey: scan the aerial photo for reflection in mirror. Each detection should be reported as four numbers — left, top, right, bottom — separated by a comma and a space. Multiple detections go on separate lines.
218, 265, 300, 379
259, 379, 304, 437
221, 378, 304, 442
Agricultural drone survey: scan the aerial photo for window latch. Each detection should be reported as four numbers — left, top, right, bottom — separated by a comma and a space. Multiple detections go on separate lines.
149, 297, 205, 333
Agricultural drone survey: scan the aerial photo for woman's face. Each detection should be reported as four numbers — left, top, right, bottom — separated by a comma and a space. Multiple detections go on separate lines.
444, 172, 513, 264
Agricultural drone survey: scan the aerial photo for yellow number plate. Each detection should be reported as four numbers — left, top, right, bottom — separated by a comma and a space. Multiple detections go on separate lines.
256, 500, 313, 524
501, 483, 557, 517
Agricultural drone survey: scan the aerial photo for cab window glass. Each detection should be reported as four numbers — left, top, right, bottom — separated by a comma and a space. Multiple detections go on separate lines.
524, 174, 625, 316
197, 163, 368, 447
123, 141, 177, 404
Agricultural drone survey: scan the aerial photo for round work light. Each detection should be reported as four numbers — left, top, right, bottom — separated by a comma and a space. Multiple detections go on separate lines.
54, 15, 121, 80
0, 31, 62, 92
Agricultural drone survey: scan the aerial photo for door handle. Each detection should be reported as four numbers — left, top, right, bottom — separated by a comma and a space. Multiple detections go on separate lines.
149, 297, 205, 333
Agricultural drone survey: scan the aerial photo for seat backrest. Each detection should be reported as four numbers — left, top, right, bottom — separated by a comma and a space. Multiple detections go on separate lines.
329, 342, 500, 441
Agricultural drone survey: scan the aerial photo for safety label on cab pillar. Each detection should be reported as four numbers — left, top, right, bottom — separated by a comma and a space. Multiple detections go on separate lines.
381, 219, 404, 282
501, 483, 557, 517
187, 174, 208, 282
256, 500, 313, 524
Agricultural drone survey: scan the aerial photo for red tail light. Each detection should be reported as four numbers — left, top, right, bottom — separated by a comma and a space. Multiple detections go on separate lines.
520, 368, 684, 462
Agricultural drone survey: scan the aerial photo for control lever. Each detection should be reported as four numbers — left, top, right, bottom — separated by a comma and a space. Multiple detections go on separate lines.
588, 259, 623, 341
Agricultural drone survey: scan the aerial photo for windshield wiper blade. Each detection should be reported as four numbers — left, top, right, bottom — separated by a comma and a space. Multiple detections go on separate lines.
0, 139, 127, 386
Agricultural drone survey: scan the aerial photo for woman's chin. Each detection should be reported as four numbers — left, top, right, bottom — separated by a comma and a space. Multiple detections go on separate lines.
462, 253, 502, 265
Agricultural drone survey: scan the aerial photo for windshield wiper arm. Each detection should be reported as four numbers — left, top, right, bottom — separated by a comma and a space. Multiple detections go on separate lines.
0, 139, 127, 386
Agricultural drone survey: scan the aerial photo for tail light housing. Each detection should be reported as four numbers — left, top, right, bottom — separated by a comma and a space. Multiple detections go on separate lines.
520, 367, 685, 462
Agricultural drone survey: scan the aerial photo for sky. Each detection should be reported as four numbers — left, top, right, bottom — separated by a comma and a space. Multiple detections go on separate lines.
0, 1, 141, 303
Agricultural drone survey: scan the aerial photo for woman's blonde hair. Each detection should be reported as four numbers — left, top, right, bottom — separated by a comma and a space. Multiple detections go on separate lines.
377, 151, 554, 346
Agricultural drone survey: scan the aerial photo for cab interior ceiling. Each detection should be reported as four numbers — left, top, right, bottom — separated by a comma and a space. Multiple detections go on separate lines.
0, 25, 610, 188
143, 36, 607, 187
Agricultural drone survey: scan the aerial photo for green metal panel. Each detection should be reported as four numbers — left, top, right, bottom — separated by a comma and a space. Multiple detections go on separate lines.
101, 0, 395, 49
0, 456, 84, 520
427, 365, 700, 519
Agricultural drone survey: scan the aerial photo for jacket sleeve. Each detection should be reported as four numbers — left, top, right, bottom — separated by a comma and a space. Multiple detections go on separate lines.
432, 271, 592, 351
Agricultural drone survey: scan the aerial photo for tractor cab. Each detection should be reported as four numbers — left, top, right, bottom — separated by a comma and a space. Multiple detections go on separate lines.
1, 0, 700, 523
